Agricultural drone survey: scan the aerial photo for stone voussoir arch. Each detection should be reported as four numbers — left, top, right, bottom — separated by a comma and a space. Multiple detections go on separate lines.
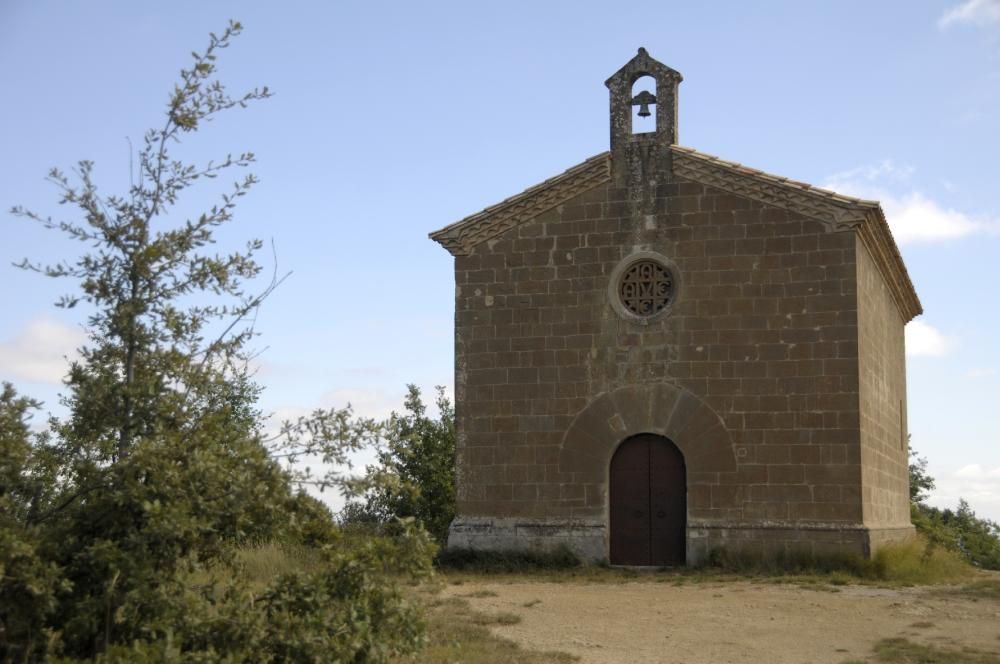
558, 383, 737, 484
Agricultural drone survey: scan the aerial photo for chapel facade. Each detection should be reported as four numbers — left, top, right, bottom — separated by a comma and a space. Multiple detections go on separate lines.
430, 49, 921, 565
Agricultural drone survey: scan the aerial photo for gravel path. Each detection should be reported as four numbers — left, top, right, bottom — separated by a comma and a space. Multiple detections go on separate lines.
444, 579, 1000, 663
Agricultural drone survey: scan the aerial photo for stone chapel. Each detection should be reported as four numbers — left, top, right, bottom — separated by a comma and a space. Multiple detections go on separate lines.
429, 48, 922, 565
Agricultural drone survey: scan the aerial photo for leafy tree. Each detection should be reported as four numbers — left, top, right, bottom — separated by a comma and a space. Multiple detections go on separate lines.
0, 384, 66, 662
912, 499, 1000, 570
908, 445, 1000, 570
6, 22, 292, 658
908, 444, 935, 504
2, 22, 433, 661
346, 385, 456, 544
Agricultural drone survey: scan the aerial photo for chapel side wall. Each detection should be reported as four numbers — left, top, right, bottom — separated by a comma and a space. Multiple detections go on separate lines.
452, 175, 867, 555
855, 235, 912, 533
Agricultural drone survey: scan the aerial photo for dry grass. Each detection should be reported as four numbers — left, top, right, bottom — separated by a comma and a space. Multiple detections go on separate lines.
869, 538, 970, 585
472, 610, 523, 626
234, 542, 327, 588
394, 596, 577, 663
194, 544, 579, 662
933, 578, 1000, 602
698, 537, 971, 587
439, 535, 974, 591
439, 538, 975, 592
459, 589, 500, 598
219, 545, 578, 662
865, 637, 1000, 663
219, 540, 992, 664
216, 541, 997, 664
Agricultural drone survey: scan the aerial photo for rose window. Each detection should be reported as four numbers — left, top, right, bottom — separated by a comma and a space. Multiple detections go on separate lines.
619, 260, 674, 317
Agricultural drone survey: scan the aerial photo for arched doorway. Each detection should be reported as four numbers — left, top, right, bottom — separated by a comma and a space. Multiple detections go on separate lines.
609, 434, 686, 566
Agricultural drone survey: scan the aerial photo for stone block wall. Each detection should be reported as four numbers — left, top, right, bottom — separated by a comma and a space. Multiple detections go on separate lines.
856, 235, 912, 537
452, 171, 877, 560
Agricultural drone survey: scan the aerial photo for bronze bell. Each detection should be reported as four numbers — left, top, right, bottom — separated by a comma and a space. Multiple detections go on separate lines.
632, 90, 657, 118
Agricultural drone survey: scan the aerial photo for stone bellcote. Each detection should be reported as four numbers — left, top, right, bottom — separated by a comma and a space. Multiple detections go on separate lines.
605, 48, 683, 186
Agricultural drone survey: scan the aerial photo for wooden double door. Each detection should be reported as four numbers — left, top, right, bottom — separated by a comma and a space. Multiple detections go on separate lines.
609, 434, 686, 566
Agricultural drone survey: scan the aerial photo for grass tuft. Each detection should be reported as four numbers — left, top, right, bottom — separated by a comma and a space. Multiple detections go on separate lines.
934, 579, 1000, 601
699, 536, 971, 585
870, 537, 969, 584
870, 637, 1000, 663
397, 596, 577, 663
472, 611, 523, 626
460, 589, 500, 598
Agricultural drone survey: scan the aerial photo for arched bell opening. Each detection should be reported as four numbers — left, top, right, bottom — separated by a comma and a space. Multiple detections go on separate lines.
630, 74, 657, 135
609, 433, 686, 566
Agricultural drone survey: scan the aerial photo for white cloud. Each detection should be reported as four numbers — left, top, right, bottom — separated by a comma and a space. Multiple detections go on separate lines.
939, 0, 1000, 28
953, 464, 1000, 479
905, 320, 953, 357
966, 367, 998, 378
878, 192, 987, 243
955, 463, 984, 478
826, 160, 914, 184
0, 318, 84, 385
824, 162, 999, 244
317, 386, 407, 420
927, 463, 1000, 523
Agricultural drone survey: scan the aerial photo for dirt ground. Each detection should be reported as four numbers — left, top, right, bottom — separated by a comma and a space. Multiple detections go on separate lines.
442, 578, 1000, 663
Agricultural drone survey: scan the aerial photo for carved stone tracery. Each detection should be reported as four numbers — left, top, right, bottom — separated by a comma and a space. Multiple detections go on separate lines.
620, 260, 673, 316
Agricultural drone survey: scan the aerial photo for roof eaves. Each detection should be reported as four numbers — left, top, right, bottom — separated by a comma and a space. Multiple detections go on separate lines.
858, 205, 924, 322
429, 153, 611, 256
670, 145, 921, 321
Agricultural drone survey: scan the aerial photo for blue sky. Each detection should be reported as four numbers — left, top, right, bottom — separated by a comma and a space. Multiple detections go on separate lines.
1, 1, 999, 519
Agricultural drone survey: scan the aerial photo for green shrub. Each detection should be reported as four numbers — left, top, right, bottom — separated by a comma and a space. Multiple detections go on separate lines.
910, 447, 1000, 570
351, 386, 456, 545
281, 492, 340, 547
1, 22, 437, 662
0, 385, 67, 662
249, 523, 434, 663
912, 501, 1000, 570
